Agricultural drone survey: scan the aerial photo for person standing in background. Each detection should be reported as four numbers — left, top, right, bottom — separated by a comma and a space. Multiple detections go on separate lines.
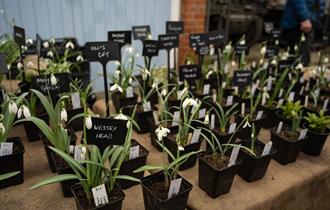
281, 0, 325, 65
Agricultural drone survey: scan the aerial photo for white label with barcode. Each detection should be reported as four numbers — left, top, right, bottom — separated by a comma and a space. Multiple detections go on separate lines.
92, 184, 109, 207
267, 76, 272, 91
226, 95, 233, 106
256, 111, 263, 120
74, 146, 82, 161
228, 123, 237, 134
298, 129, 308, 140
228, 145, 240, 167
0, 142, 13, 156
143, 101, 151, 112
203, 84, 210, 95
172, 111, 180, 126
288, 92, 295, 102
210, 114, 215, 129
276, 122, 283, 133
262, 142, 273, 156
129, 145, 140, 160
153, 111, 159, 125
71, 92, 81, 109
199, 109, 206, 119
126, 86, 134, 98
168, 178, 182, 199
191, 129, 201, 144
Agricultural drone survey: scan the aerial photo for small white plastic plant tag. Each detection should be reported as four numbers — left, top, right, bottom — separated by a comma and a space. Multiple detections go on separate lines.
191, 129, 201, 144
143, 101, 151, 112
92, 184, 109, 207
129, 145, 140, 160
228, 123, 237, 134
276, 122, 283, 134
228, 145, 240, 167
323, 98, 329, 111
199, 108, 206, 119
256, 111, 264, 120
212, 92, 217, 102
74, 145, 82, 161
277, 99, 284, 108
168, 178, 182, 199
262, 141, 273, 156
262, 92, 267, 105
210, 114, 215, 130
71, 92, 81, 109
0, 142, 13, 156
267, 76, 272, 91
304, 96, 309, 107
298, 129, 308, 140
126, 86, 134, 98
226, 95, 233, 106
241, 103, 245, 116
153, 111, 160, 125
288, 92, 295, 102
203, 84, 211, 95
172, 111, 180, 126
278, 89, 284, 98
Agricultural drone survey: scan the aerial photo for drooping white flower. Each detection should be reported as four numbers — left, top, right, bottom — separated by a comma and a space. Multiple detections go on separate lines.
47, 51, 54, 58
43, 41, 49, 48
85, 115, 92, 129
60, 108, 68, 122
115, 113, 128, 120
27, 61, 34, 68
323, 57, 329, 64
151, 82, 157, 89
161, 88, 167, 97
239, 39, 246, 45
294, 45, 298, 52
26, 38, 33, 45
224, 44, 232, 52
259, 59, 264, 65
126, 121, 131, 129
260, 46, 266, 55
17, 62, 23, 70
128, 77, 133, 83
155, 126, 171, 141
243, 120, 251, 128
50, 74, 58, 86
81, 146, 87, 154
76, 55, 84, 62
23, 105, 31, 118
231, 60, 236, 66
186, 60, 192, 65
0, 122, 5, 135
141, 68, 150, 81
295, 63, 304, 71
206, 70, 214, 79
125, 46, 134, 54
282, 52, 289, 60
65, 41, 75, 49
109, 84, 123, 93
49, 38, 56, 45
114, 70, 121, 79
69, 145, 74, 154
251, 61, 257, 69
17, 106, 23, 119
301, 34, 306, 42
114, 61, 121, 68
275, 40, 279, 45
178, 145, 185, 151
271, 59, 277, 66
8, 101, 18, 114
182, 98, 198, 108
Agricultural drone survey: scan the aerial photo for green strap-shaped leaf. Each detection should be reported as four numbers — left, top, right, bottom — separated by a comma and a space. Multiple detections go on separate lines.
30, 174, 80, 190
111, 175, 141, 183
0, 171, 20, 181
133, 165, 164, 173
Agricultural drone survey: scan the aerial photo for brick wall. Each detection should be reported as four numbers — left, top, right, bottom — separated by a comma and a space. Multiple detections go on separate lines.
179, 0, 207, 65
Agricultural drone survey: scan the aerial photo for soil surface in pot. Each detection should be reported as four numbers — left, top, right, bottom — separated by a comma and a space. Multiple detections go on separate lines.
204, 154, 229, 171
244, 141, 264, 157
277, 129, 299, 142
74, 185, 123, 209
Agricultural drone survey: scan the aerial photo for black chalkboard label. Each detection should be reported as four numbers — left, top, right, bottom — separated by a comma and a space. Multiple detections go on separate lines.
278, 59, 294, 71
179, 64, 201, 83
31, 73, 71, 95
85, 41, 120, 65
207, 30, 225, 47
189, 33, 208, 48
142, 40, 159, 57
158, 34, 179, 51
132, 25, 151, 41
271, 29, 282, 39
86, 117, 128, 152
232, 70, 252, 88
235, 44, 249, 55
166, 21, 184, 34
108, 30, 131, 47
36, 33, 42, 57
0, 53, 8, 74
13, 25, 25, 46
265, 46, 279, 58
196, 45, 210, 56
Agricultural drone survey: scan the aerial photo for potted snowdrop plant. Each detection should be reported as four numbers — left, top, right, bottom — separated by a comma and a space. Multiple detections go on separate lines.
0, 92, 28, 189
271, 101, 306, 165
164, 94, 203, 170
134, 126, 198, 210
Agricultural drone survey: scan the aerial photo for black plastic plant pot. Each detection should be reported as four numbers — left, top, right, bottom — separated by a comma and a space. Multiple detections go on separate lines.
259, 104, 279, 129
302, 125, 329, 156
270, 128, 306, 165
237, 140, 276, 182
198, 152, 242, 198
141, 170, 192, 210
274, 110, 292, 127
18, 81, 31, 93
147, 117, 178, 152
234, 114, 265, 140
134, 110, 153, 134
164, 134, 202, 170
71, 184, 125, 210
0, 137, 25, 189
23, 113, 49, 142
205, 128, 238, 154
67, 108, 84, 132
111, 92, 138, 114
52, 152, 79, 197
117, 139, 149, 189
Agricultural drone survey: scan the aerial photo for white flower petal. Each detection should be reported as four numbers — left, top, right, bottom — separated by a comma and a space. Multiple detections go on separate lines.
27, 61, 34, 68
43, 41, 49, 49
85, 115, 92, 129
50, 74, 58, 86
23, 105, 31, 118
8, 101, 18, 114
17, 62, 23, 70
115, 113, 128, 120
61, 108, 68, 122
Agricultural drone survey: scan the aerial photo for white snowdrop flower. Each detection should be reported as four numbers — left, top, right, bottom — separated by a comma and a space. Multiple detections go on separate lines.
49, 38, 55, 45
275, 40, 279, 45
224, 44, 232, 52
251, 61, 257, 69
125, 46, 134, 54
0, 123, 5, 135
47, 51, 54, 58
178, 145, 185, 151
27, 61, 34, 68
69, 145, 74, 154
81, 146, 87, 154
206, 70, 214, 79
8, 101, 18, 114
85, 114, 92, 129
260, 46, 266, 55
7, 64, 11, 70
21, 45, 27, 51
114, 61, 121, 68
243, 120, 251, 128
126, 121, 131, 129
161, 88, 167, 97
155, 126, 171, 141
259, 59, 264, 65
80, 152, 86, 160
26, 38, 33, 45
17, 106, 23, 119
151, 82, 157, 89
301, 34, 306, 42
182, 98, 198, 108
282, 52, 289, 60
114, 70, 121, 79
271, 59, 277, 66
295, 63, 304, 71
43, 41, 49, 49
186, 60, 192, 65
146, 33, 152, 40
294, 45, 298, 52
204, 113, 209, 125
17, 62, 23, 70
109, 84, 123, 93
60, 107, 67, 122
22, 105, 31, 118
239, 39, 246, 45
115, 113, 128, 120
323, 57, 329, 64
231, 60, 236, 66
76, 55, 84, 62
128, 77, 133, 83
50, 73, 58, 86
65, 41, 75, 49
141, 68, 150, 81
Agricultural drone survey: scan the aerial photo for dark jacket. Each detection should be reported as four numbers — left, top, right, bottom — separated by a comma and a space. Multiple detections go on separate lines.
281, 0, 325, 30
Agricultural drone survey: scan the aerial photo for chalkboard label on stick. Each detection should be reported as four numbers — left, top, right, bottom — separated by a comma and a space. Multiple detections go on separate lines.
189, 33, 208, 48
85, 41, 120, 65
166, 21, 184, 34
179, 64, 201, 83
132, 25, 151, 41
232, 70, 252, 88
13, 25, 25, 46
31, 73, 71, 95
158, 34, 179, 51
36, 33, 42, 57
265, 46, 279, 58
207, 30, 225, 47
278, 59, 294, 71
108, 30, 131, 47
196, 45, 210, 56
271, 29, 282, 39
0, 53, 8, 74
142, 40, 159, 57
86, 117, 128, 152
235, 44, 249, 55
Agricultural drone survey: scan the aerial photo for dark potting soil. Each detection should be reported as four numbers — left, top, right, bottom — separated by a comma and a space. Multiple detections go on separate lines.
12, 143, 21, 154
278, 130, 299, 142
53, 153, 70, 171
204, 154, 229, 171
245, 142, 264, 157
75, 186, 123, 209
